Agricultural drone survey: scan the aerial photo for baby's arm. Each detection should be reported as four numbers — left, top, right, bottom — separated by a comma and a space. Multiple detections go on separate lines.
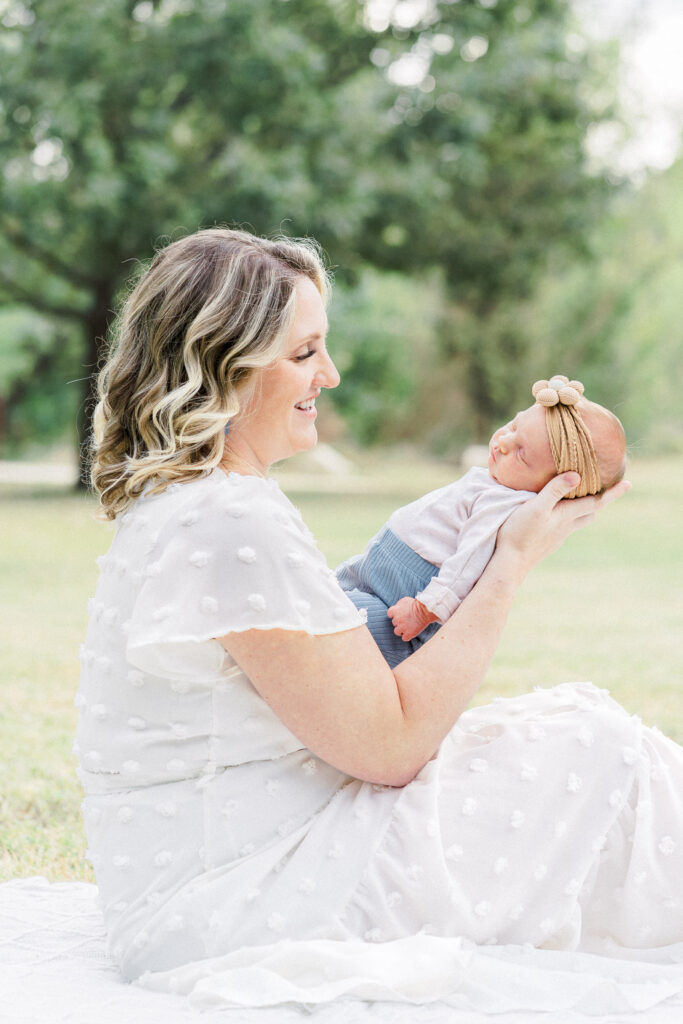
388, 596, 439, 642
413, 488, 534, 626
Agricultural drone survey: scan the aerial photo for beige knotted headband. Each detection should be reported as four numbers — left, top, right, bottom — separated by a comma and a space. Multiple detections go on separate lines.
532, 375, 601, 498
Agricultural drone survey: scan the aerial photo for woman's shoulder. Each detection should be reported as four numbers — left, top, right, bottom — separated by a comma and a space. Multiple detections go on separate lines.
124, 469, 318, 568
129, 469, 296, 527
121, 468, 365, 659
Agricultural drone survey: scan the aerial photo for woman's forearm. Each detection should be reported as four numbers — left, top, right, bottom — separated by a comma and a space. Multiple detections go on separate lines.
390, 547, 528, 784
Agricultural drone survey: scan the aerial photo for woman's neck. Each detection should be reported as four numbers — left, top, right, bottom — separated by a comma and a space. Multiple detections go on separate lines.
218, 441, 270, 480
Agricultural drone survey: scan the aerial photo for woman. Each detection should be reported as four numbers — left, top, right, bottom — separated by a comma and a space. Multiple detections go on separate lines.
79, 228, 683, 1014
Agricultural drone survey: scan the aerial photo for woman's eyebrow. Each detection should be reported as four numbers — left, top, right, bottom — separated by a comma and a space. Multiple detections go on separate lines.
293, 328, 328, 347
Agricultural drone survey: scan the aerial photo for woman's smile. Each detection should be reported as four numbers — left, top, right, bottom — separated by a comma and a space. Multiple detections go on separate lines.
294, 394, 319, 417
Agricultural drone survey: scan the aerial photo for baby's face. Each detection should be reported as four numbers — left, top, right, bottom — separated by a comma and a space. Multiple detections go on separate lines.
488, 403, 556, 492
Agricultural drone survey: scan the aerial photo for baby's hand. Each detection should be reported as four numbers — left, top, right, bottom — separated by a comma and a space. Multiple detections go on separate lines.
388, 597, 439, 642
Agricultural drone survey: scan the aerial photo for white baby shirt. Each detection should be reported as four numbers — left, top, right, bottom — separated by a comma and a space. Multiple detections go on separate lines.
388, 466, 535, 623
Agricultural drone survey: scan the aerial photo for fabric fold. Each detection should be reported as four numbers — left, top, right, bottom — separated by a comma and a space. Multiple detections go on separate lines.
137, 933, 683, 1015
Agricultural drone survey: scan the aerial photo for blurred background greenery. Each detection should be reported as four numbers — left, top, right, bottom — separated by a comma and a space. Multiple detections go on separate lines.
1, 0, 681, 476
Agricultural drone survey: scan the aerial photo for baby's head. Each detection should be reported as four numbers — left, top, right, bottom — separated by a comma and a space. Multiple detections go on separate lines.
488, 376, 626, 496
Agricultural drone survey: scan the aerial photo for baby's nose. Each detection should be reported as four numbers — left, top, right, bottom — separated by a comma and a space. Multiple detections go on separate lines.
497, 431, 513, 453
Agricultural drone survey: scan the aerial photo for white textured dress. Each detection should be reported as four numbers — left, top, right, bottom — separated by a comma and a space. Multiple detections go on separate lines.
75, 469, 683, 1014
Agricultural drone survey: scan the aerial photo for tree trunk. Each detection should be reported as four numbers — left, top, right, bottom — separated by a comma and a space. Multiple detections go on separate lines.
76, 283, 115, 489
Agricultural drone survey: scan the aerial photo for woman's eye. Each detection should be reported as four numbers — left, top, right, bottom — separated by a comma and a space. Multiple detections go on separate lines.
296, 349, 315, 361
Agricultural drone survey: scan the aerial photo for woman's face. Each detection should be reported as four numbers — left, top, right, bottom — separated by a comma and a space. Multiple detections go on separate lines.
229, 275, 340, 474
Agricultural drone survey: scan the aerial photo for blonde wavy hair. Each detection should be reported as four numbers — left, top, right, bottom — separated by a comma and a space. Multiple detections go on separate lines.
90, 228, 330, 519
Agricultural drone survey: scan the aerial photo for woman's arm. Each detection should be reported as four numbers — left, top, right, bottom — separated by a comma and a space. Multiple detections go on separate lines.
219, 473, 629, 786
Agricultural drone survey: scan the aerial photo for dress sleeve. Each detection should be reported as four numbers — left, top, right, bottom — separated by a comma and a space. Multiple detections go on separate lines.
125, 476, 365, 680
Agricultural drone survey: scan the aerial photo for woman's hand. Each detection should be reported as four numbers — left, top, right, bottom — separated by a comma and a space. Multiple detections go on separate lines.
496, 472, 631, 574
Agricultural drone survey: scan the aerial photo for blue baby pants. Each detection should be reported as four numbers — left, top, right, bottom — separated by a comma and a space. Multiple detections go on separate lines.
335, 526, 441, 668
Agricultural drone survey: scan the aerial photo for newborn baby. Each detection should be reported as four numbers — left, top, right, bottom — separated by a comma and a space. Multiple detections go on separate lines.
336, 376, 626, 668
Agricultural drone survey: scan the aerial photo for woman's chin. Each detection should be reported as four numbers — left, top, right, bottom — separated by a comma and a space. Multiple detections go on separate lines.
291, 425, 318, 455
301, 428, 318, 451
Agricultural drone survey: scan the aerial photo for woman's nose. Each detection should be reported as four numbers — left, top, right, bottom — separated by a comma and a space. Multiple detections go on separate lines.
317, 350, 340, 390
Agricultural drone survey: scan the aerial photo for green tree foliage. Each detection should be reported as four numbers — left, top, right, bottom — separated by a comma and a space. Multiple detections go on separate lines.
0, 0, 614, 474
0, 308, 81, 448
329, 267, 443, 444
507, 156, 683, 453
355, 0, 614, 434
0, 0, 393, 478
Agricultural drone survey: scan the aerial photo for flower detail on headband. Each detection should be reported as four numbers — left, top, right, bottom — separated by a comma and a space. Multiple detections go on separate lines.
532, 373, 601, 498
532, 375, 584, 409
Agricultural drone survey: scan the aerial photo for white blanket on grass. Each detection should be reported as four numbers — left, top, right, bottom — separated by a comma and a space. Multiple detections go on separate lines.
2, 878, 683, 1024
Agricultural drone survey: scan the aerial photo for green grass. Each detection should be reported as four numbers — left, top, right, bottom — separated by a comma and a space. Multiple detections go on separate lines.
1, 455, 681, 882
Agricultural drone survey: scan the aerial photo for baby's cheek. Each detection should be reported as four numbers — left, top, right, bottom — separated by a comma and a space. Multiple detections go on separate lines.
533, 466, 556, 492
